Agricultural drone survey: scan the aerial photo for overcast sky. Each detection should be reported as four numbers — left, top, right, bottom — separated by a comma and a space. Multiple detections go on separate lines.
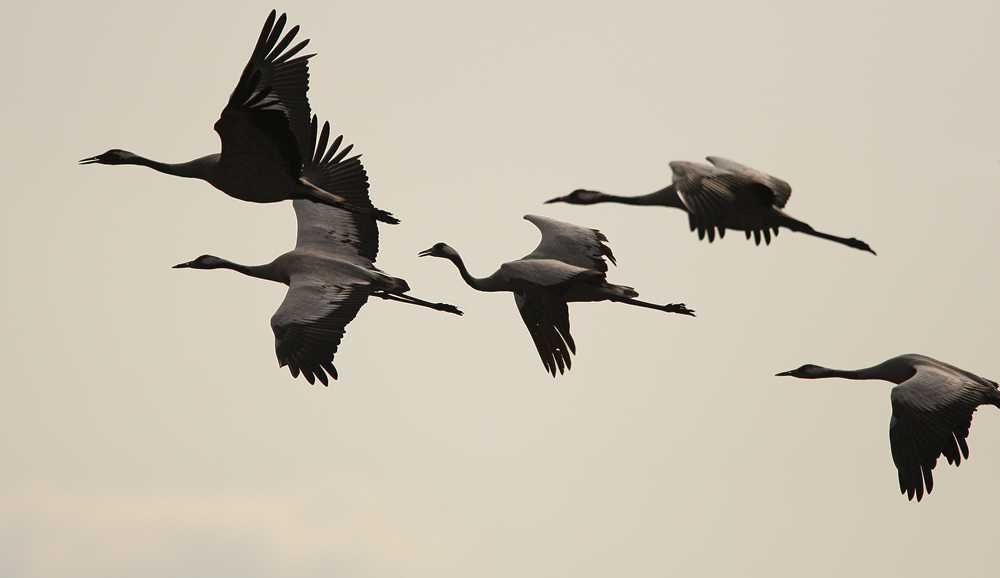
2, 1, 999, 577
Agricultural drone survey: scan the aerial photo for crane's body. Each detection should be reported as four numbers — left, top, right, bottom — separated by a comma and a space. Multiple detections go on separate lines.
420, 214, 693, 376
777, 353, 1000, 501
547, 156, 873, 253
80, 10, 397, 224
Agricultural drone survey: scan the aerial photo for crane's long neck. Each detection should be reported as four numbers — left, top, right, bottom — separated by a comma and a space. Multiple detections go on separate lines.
129, 154, 218, 181
797, 360, 916, 385
444, 253, 508, 292
805, 367, 874, 380
594, 186, 685, 208
193, 258, 287, 285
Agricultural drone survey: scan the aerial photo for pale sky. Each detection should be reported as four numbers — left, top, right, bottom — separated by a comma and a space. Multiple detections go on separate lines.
1, 1, 999, 577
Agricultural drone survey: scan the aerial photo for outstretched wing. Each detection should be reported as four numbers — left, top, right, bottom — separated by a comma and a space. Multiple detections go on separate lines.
500, 258, 595, 288
706, 156, 792, 208
215, 10, 314, 176
271, 274, 370, 386
671, 160, 782, 241
889, 363, 999, 501
521, 214, 615, 272
669, 161, 741, 218
514, 288, 575, 377
294, 117, 379, 264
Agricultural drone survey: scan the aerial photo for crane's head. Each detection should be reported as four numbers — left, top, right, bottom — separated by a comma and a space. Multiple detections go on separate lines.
544, 189, 605, 205
79, 149, 138, 165
417, 243, 458, 260
172, 255, 227, 270
775, 364, 825, 379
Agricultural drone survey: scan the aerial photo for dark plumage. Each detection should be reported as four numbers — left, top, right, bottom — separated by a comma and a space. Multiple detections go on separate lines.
419, 215, 694, 376
173, 118, 458, 385
777, 354, 1000, 501
547, 156, 873, 254
80, 10, 397, 224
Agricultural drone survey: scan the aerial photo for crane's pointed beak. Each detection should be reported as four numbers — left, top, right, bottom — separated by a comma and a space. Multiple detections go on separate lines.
544, 196, 565, 204
172, 262, 192, 269
775, 370, 794, 377
79, 156, 101, 165
417, 248, 433, 257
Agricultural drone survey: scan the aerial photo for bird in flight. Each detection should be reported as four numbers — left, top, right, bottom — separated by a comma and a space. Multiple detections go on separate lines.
81, 10, 397, 224
173, 117, 457, 384
777, 353, 1000, 500
419, 214, 693, 376
547, 156, 873, 253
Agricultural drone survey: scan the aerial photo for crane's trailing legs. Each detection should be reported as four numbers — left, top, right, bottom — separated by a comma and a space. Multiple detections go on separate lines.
613, 297, 695, 316
779, 215, 875, 254
371, 291, 463, 315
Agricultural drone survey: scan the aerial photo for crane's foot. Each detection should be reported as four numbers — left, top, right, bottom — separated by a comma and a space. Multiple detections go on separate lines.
434, 302, 464, 316
663, 303, 695, 316
847, 238, 876, 255
372, 291, 463, 315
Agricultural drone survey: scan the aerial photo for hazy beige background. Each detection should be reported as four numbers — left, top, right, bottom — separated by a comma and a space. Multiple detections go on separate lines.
1, 1, 998, 576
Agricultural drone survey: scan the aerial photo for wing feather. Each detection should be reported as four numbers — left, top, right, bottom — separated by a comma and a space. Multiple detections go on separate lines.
889, 364, 999, 500
670, 161, 740, 228
514, 289, 575, 377
500, 259, 595, 288
706, 156, 792, 208
217, 10, 314, 173
295, 118, 378, 263
521, 214, 615, 271
271, 275, 370, 385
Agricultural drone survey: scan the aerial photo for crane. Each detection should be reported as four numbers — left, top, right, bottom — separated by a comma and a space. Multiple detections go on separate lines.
418, 215, 694, 376
547, 156, 873, 254
173, 117, 458, 385
776, 354, 1000, 500
80, 10, 397, 224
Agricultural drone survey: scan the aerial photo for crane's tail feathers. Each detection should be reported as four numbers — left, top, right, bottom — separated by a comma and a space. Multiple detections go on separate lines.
371, 207, 400, 225
605, 284, 639, 299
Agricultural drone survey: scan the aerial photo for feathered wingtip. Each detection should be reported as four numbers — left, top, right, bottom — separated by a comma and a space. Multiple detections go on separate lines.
303, 115, 399, 225
229, 11, 313, 109
279, 355, 337, 386
539, 327, 576, 378
590, 228, 617, 266
252, 11, 311, 69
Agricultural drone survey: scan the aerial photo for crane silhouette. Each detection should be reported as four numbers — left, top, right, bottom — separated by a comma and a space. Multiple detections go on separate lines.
173, 117, 458, 385
80, 10, 397, 224
777, 354, 1000, 501
419, 215, 694, 376
547, 156, 873, 254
